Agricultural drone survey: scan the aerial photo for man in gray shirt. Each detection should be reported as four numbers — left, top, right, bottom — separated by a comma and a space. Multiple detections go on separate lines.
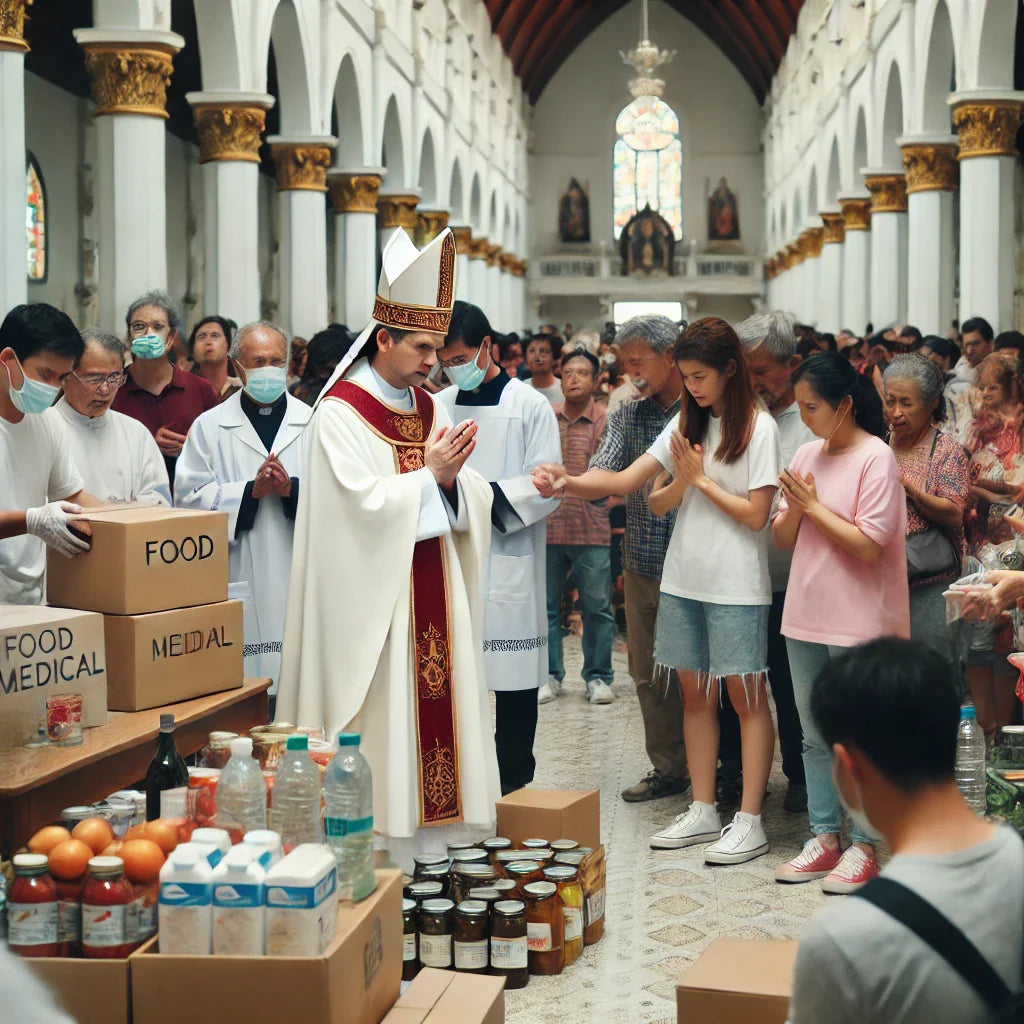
789, 637, 1024, 1024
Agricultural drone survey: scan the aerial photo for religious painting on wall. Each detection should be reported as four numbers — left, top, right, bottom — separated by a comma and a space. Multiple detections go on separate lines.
707, 176, 740, 243
620, 204, 674, 277
26, 155, 46, 282
559, 177, 591, 243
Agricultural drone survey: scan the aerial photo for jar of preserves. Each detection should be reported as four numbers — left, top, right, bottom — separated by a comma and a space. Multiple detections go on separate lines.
468, 887, 502, 912
250, 730, 292, 771
490, 900, 528, 989
523, 881, 565, 976
550, 839, 579, 853
543, 866, 584, 965
451, 848, 490, 867
505, 860, 543, 896
55, 875, 84, 957
446, 841, 476, 856
521, 838, 549, 850
417, 863, 453, 899
405, 880, 445, 904
481, 837, 511, 867
413, 853, 451, 879
494, 849, 525, 875
402, 898, 420, 981
418, 898, 455, 970
201, 731, 238, 769
8, 854, 58, 957
81, 857, 135, 959
492, 878, 517, 897
452, 863, 499, 905
453, 900, 489, 973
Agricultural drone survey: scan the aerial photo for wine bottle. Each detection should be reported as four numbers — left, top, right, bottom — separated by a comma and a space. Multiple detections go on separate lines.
145, 714, 189, 820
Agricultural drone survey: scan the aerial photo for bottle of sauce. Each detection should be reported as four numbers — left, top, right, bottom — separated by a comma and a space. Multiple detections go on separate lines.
489, 900, 528, 989
145, 714, 189, 821
55, 875, 85, 957
453, 900, 489, 973
524, 881, 565, 975
8, 854, 58, 957
543, 865, 584, 965
81, 857, 135, 959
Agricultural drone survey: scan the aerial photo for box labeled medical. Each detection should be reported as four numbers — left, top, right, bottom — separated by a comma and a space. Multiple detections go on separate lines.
47, 506, 229, 615
496, 788, 601, 850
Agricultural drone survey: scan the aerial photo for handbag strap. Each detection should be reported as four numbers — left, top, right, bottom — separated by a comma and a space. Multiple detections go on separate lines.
856, 876, 1011, 1012
922, 427, 941, 495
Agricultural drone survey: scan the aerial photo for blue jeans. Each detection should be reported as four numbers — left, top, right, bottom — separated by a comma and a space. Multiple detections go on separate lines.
785, 637, 874, 845
546, 544, 615, 685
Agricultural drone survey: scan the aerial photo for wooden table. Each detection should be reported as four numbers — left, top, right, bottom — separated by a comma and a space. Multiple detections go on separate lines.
0, 678, 270, 857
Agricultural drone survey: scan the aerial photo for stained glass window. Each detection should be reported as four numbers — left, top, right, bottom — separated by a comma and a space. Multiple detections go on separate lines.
613, 96, 682, 240
26, 156, 46, 282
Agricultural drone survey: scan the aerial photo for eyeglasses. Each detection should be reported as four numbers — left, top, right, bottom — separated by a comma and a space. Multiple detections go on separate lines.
72, 371, 127, 389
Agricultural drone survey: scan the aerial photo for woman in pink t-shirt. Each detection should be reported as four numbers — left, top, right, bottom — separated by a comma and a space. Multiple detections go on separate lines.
771, 353, 908, 895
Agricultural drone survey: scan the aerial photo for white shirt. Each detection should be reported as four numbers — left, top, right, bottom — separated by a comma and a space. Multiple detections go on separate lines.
530, 380, 564, 406
0, 410, 83, 605
47, 398, 170, 507
768, 402, 816, 592
649, 409, 781, 605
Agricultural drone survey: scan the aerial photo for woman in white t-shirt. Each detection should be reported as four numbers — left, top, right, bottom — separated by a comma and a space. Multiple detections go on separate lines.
533, 318, 782, 864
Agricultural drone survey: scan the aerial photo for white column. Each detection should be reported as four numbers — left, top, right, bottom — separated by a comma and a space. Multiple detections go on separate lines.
451, 226, 472, 302
377, 189, 421, 256
75, 29, 184, 333
328, 168, 383, 328
0, 8, 28, 314
467, 238, 491, 316
864, 170, 908, 329
187, 92, 274, 326
818, 212, 844, 332
837, 195, 870, 334
949, 92, 1024, 331
268, 135, 337, 339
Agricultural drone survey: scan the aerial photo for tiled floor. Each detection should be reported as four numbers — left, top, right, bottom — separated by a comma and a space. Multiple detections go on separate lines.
505, 636, 827, 1024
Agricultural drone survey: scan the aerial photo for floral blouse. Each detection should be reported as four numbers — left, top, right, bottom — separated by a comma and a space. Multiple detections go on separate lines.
964, 410, 1024, 554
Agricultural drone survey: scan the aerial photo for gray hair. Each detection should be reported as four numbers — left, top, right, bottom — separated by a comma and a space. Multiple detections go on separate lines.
231, 320, 291, 367
735, 311, 797, 364
125, 290, 181, 333
78, 327, 126, 368
883, 354, 946, 414
613, 315, 679, 354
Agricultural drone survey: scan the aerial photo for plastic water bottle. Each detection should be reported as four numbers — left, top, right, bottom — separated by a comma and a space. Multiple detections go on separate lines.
323, 732, 376, 903
270, 735, 323, 853
216, 738, 268, 842
955, 705, 988, 815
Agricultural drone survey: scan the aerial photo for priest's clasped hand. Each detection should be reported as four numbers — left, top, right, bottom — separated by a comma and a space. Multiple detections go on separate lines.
253, 452, 292, 499
426, 420, 477, 489
531, 463, 567, 498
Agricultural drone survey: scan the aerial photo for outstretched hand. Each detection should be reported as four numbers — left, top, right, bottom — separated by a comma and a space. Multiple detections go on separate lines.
532, 463, 567, 499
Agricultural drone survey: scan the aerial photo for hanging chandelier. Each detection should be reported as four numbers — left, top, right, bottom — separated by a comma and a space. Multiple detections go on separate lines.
617, 0, 676, 151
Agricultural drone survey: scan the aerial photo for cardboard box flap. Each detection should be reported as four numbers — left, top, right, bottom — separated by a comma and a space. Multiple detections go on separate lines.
679, 939, 798, 998
75, 506, 216, 525
427, 973, 505, 1022
500, 788, 594, 809
395, 968, 456, 1009
0, 604, 100, 628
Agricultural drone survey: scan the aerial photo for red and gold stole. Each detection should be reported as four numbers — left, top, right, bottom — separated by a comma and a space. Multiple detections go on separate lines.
325, 379, 462, 826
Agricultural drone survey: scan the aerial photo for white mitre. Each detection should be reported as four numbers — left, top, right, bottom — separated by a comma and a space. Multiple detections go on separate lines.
314, 226, 458, 406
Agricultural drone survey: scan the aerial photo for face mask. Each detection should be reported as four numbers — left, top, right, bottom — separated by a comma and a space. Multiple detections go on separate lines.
600, 352, 616, 367
630, 375, 650, 391
4, 354, 60, 415
832, 760, 884, 841
131, 334, 167, 360
446, 343, 489, 391
243, 365, 287, 405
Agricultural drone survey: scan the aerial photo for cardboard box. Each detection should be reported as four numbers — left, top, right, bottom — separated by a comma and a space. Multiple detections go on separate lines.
47, 507, 229, 615
384, 968, 505, 1024
132, 869, 403, 1024
103, 600, 243, 711
496, 788, 600, 850
0, 604, 108, 751
676, 939, 798, 1024
26, 955, 131, 1024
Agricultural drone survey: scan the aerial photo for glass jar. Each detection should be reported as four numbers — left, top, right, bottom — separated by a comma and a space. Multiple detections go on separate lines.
46, 693, 83, 746
418, 898, 455, 970
250, 730, 292, 771
417, 863, 453, 899
402, 898, 420, 981
55, 875, 84, 958
446, 841, 476, 856
8, 853, 58, 957
451, 848, 490, 867
481, 837, 511, 867
553, 851, 586, 868
490, 900, 529, 989
60, 805, 97, 830
544, 866, 584, 965
505, 860, 544, 896
413, 853, 451, 879
521, 838, 549, 850
453, 900, 489, 973
452, 863, 499, 905
405, 880, 445, 904
468, 887, 503, 912
524, 881, 565, 976
550, 839, 579, 853
81, 856, 135, 959
492, 878, 517, 897
201, 731, 238, 769
496, 849, 535, 876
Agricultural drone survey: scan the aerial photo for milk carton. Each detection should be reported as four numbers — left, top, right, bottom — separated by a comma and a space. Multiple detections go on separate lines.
190, 828, 232, 868
159, 845, 213, 954
264, 844, 337, 956
212, 844, 265, 956
243, 829, 283, 869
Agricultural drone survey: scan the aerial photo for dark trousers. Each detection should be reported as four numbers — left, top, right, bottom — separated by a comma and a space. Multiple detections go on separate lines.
495, 688, 539, 794
717, 589, 805, 787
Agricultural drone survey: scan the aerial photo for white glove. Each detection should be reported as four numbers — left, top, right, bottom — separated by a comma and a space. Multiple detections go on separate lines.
25, 501, 90, 558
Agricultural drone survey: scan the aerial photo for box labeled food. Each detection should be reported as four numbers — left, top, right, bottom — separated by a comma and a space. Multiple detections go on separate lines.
0, 604, 108, 751
132, 869, 402, 1024
103, 600, 243, 711
26, 955, 132, 1024
383, 968, 506, 1024
47, 507, 229, 615
496, 788, 600, 850
676, 939, 798, 1024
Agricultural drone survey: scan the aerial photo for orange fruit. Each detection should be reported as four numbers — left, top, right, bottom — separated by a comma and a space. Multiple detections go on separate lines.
27, 825, 71, 855
71, 817, 115, 855
101, 840, 124, 858
48, 838, 93, 880
120, 839, 165, 883
142, 819, 179, 855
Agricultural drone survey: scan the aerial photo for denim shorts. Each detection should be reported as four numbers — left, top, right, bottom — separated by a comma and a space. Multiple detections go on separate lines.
653, 593, 769, 679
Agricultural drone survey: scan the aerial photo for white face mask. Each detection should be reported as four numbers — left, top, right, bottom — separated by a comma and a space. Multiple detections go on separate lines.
832, 760, 883, 841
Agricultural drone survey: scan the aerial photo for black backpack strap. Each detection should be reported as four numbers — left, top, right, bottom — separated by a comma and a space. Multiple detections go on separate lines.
856, 876, 1011, 1012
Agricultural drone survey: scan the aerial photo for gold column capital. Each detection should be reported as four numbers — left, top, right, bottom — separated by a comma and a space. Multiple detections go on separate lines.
485, 243, 502, 267
498, 251, 518, 273
839, 197, 871, 231
787, 240, 804, 266
192, 104, 267, 164
865, 173, 907, 214
951, 99, 1024, 159
377, 192, 420, 230
468, 235, 490, 260
0, 0, 31, 53
416, 208, 450, 245
820, 211, 845, 245
80, 42, 179, 118
901, 142, 958, 193
328, 172, 383, 213
450, 225, 473, 251
270, 143, 333, 192
805, 226, 824, 258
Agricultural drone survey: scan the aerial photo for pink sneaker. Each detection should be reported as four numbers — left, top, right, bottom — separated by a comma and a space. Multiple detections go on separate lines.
821, 845, 879, 895
774, 835, 842, 883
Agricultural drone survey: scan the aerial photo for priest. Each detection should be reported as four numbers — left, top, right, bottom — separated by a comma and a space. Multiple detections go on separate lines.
276, 228, 500, 868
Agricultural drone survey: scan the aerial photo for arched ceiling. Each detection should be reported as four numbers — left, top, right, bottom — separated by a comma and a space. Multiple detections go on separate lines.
486, 0, 805, 104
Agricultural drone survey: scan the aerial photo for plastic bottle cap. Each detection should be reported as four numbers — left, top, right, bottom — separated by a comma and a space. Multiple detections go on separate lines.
961, 705, 977, 720
230, 737, 254, 758
159, 713, 175, 731
173, 845, 202, 865
336, 732, 361, 747
286, 734, 309, 751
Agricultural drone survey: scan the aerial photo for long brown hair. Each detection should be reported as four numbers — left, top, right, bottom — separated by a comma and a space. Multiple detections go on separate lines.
673, 317, 756, 464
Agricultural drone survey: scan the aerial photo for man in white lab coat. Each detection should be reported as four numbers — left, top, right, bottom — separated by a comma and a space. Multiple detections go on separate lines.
437, 301, 562, 794
174, 321, 311, 694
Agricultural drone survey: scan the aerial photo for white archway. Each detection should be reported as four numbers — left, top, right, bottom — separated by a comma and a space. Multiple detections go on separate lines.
824, 136, 841, 208
332, 54, 365, 166
418, 130, 437, 205
381, 95, 406, 186
469, 173, 482, 232
920, 0, 957, 133
974, 0, 1017, 89
852, 105, 868, 180
268, 0, 315, 133
449, 159, 465, 222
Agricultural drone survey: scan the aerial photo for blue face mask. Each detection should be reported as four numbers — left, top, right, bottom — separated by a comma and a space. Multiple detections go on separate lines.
130, 334, 167, 360
243, 365, 287, 405
4, 354, 60, 415
445, 343, 489, 391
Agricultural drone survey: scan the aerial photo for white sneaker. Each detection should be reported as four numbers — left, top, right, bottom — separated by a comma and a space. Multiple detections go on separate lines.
650, 801, 721, 850
538, 679, 561, 704
704, 811, 769, 865
586, 680, 615, 704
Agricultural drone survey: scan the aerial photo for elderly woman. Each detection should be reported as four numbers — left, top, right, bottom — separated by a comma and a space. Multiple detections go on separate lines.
883, 355, 970, 670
